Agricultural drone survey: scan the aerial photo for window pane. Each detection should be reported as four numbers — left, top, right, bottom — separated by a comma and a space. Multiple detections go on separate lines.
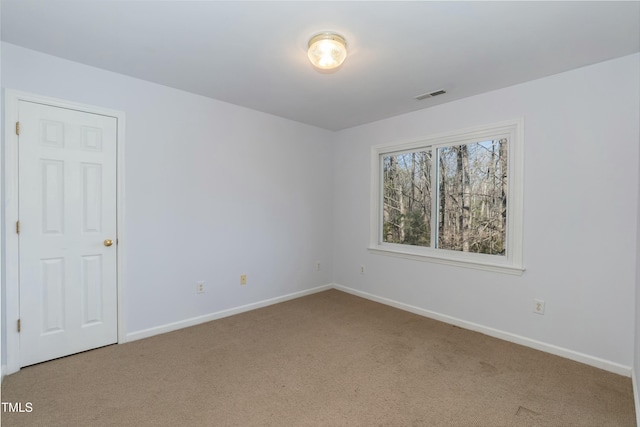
437, 139, 507, 255
382, 151, 432, 247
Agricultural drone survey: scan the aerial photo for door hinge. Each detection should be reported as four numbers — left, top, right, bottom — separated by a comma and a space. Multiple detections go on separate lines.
16, 121, 20, 136
17, 319, 21, 333
16, 221, 20, 234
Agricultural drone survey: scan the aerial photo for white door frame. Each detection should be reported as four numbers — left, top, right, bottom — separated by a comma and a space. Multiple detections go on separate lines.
3, 89, 127, 375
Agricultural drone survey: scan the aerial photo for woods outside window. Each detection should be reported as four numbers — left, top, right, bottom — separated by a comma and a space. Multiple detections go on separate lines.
369, 119, 524, 274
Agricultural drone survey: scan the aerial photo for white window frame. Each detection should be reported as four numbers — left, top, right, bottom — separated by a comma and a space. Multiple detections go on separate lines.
369, 119, 525, 275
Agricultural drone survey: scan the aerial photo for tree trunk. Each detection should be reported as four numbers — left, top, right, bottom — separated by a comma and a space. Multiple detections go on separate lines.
422, 152, 431, 242
499, 139, 508, 237
439, 153, 446, 248
457, 145, 471, 252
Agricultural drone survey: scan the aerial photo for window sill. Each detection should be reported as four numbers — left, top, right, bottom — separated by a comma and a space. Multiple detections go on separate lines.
367, 246, 525, 276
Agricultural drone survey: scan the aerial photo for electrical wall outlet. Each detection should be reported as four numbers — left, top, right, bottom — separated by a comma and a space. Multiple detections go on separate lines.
240, 274, 247, 285
533, 298, 545, 315
197, 281, 205, 294
360, 265, 365, 274
316, 261, 321, 271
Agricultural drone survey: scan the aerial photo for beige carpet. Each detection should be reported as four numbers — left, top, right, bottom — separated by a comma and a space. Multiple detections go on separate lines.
1, 289, 635, 426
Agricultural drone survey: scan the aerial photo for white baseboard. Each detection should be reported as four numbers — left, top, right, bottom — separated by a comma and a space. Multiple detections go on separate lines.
333, 284, 633, 377
126, 284, 333, 342
633, 369, 640, 427
125, 281, 632, 378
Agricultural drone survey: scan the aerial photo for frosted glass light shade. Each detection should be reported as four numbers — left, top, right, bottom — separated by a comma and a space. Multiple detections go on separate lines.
307, 33, 347, 70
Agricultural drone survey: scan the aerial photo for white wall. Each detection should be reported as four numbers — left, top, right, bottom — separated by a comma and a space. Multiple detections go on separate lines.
1, 42, 334, 341
636, 104, 640, 417
2, 41, 639, 379
0, 6, 4, 377
332, 54, 640, 371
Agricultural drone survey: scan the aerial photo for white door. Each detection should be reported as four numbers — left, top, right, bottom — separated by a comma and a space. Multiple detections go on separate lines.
18, 100, 118, 367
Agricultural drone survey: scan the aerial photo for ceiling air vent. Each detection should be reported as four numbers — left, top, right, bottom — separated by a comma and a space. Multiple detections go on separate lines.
414, 89, 446, 101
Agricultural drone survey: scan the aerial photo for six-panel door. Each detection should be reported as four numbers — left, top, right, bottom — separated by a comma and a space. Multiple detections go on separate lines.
18, 101, 118, 367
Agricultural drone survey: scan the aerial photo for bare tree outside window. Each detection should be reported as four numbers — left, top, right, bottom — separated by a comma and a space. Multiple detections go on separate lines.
383, 139, 508, 256
383, 151, 432, 247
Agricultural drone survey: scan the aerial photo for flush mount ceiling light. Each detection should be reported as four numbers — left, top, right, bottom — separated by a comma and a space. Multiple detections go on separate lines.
307, 33, 347, 70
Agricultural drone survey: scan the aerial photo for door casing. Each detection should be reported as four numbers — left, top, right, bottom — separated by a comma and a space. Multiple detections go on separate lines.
3, 90, 127, 375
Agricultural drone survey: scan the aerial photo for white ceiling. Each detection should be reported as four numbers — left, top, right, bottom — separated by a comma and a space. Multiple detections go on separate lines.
2, 1, 639, 131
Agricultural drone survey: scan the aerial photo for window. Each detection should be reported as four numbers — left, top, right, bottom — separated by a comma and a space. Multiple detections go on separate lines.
370, 119, 524, 274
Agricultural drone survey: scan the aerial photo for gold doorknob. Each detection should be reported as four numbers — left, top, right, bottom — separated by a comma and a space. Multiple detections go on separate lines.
104, 239, 114, 247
